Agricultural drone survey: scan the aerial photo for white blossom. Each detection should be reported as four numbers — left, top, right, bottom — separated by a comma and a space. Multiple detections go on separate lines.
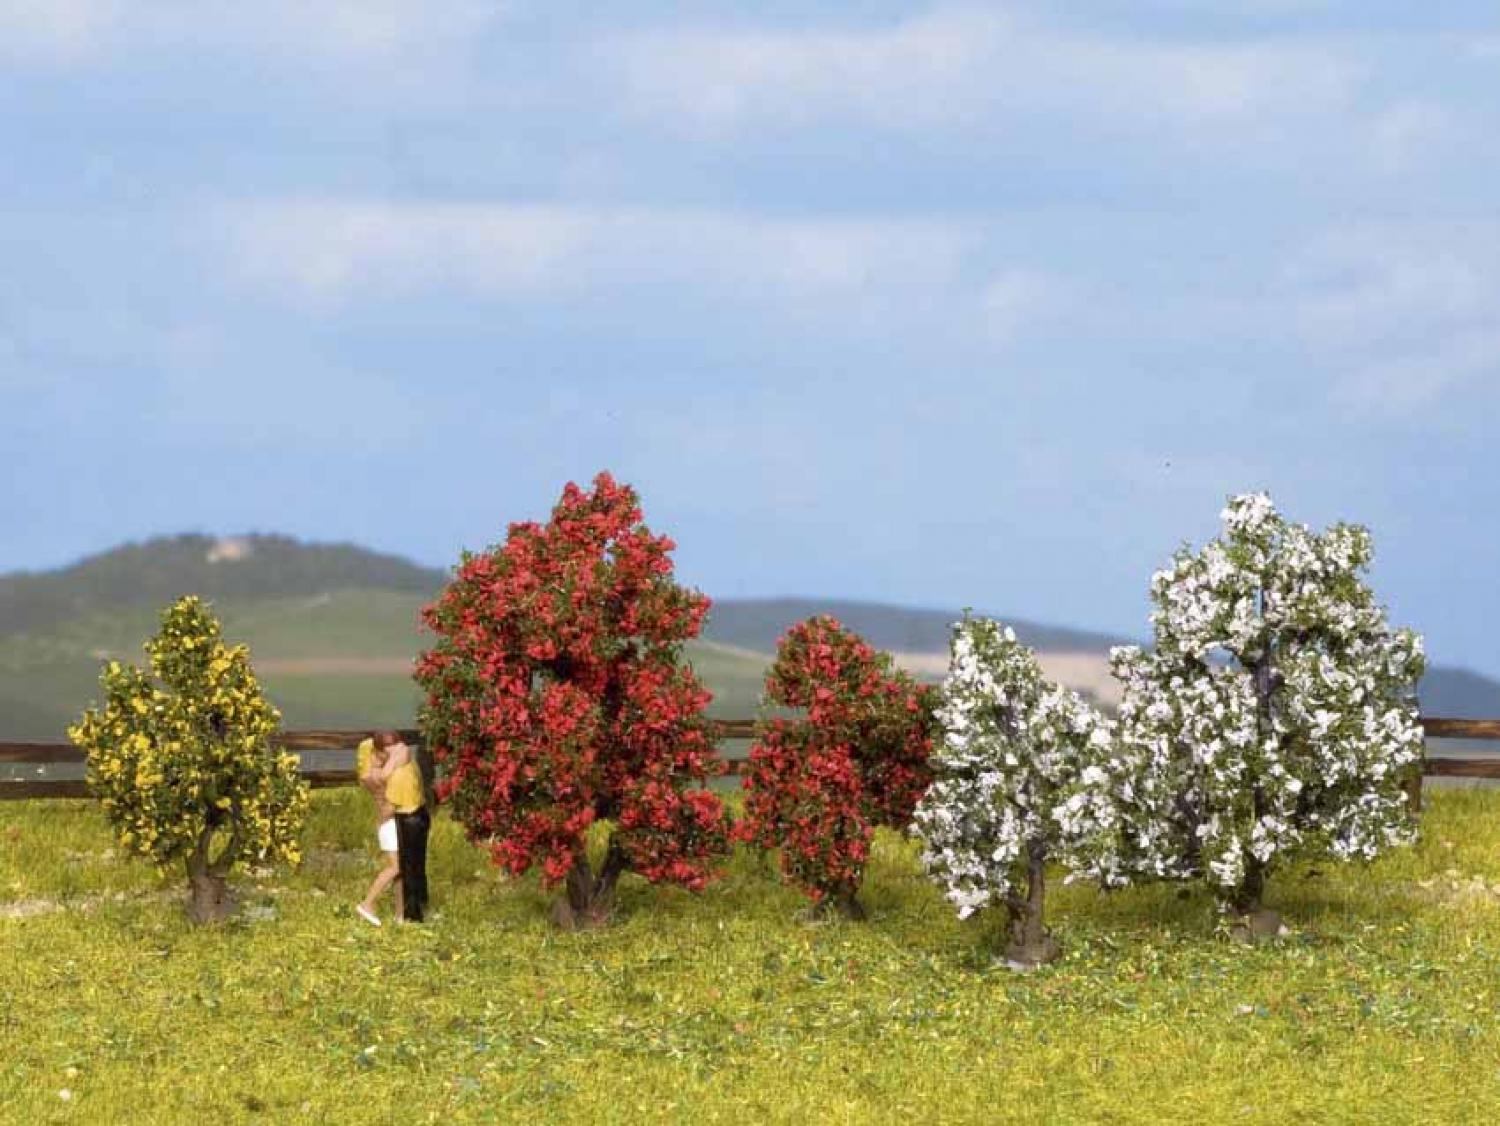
1084, 492, 1424, 906
913, 618, 1116, 918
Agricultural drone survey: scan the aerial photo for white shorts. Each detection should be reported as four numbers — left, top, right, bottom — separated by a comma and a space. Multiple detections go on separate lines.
377, 818, 398, 853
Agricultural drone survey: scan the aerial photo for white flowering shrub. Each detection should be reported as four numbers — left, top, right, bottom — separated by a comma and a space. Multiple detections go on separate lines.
913, 618, 1113, 965
1086, 493, 1425, 926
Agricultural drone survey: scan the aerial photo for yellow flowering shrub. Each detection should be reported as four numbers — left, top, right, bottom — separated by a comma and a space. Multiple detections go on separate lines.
69, 596, 309, 922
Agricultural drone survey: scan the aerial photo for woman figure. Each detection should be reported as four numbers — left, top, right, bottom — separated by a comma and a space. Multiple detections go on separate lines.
355, 736, 401, 926
366, 730, 430, 922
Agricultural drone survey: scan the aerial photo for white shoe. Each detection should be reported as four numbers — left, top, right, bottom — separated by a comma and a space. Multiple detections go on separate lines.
355, 904, 381, 927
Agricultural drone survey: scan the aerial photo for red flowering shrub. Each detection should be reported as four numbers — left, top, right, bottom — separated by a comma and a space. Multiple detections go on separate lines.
738, 616, 937, 917
414, 473, 730, 928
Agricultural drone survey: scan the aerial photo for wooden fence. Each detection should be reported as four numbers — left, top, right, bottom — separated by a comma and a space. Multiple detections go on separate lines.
0, 720, 759, 801
0, 717, 1494, 803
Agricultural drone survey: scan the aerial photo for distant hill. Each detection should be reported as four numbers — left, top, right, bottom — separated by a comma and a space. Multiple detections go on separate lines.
0, 534, 446, 638
703, 596, 1500, 721
1413, 667, 1500, 721
702, 597, 1134, 655
0, 590, 771, 741
1, 539, 1498, 741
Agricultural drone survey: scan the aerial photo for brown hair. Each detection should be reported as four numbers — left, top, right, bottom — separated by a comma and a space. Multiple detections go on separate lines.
372, 730, 403, 750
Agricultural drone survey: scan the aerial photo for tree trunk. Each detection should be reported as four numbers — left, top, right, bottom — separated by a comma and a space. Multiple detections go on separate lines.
185, 848, 235, 924
1231, 849, 1266, 916
550, 836, 628, 930
1004, 839, 1061, 968
811, 887, 866, 921
1401, 765, 1423, 815
1229, 633, 1286, 943
183, 817, 241, 925
1227, 851, 1284, 941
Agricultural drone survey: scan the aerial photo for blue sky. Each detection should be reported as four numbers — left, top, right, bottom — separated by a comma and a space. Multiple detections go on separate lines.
3, 2, 1499, 674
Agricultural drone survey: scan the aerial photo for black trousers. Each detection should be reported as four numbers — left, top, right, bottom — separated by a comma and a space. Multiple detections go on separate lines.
394, 806, 430, 921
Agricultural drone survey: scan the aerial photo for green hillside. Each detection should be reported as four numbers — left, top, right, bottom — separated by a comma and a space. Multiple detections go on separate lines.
0, 534, 445, 639
0, 531, 772, 740
0, 590, 771, 741
702, 596, 1134, 654
703, 597, 1500, 722
3, 536, 1498, 742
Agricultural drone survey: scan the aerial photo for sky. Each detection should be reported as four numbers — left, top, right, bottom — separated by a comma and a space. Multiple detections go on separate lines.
2, 2, 1499, 674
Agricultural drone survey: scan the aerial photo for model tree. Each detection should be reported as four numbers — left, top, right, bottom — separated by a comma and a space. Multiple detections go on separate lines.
415, 473, 729, 928
913, 618, 1114, 966
1087, 492, 1425, 937
738, 616, 936, 918
69, 596, 308, 924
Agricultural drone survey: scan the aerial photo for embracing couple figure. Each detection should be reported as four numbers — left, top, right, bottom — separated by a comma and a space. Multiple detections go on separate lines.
355, 731, 431, 926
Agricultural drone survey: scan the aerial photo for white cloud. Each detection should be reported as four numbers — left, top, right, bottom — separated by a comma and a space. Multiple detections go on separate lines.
0, 0, 111, 62
1335, 329, 1500, 413
1365, 101, 1458, 173
1466, 36, 1500, 60
601, 10, 1003, 132
216, 199, 974, 310
1290, 226, 1497, 350
0, 0, 501, 67
222, 201, 591, 302
601, 8, 1364, 135
1057, 34, 1361, 125
981, 270, 1070, 344
1285, 224, 1500, 412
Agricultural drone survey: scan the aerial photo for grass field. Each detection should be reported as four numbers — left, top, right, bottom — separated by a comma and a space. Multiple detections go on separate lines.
4, 790, 1500, 1123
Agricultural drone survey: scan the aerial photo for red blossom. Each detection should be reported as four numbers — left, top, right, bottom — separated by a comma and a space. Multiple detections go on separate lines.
416, 473, 729, 892
738, 616, 937, 906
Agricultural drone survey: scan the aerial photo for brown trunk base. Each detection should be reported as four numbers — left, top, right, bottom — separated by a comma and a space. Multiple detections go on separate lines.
1227, 907, 1287, 944
1001, 838, 1059, 968
188, 871, 235, 925
184, 817, 243, 926
549, 844, 626, 930
811, 891, 866, 922
1003, 931, 1062, 969
1402, 767, 1423, 815
549, 894, 614, 931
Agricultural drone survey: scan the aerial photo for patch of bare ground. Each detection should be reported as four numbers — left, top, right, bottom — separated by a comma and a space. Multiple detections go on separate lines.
0, 890, 178, 919
0, 882, 323, 920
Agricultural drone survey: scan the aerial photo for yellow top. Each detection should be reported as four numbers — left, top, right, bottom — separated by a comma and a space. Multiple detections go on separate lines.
355, 738, 374, 777
386, 757, 424, 814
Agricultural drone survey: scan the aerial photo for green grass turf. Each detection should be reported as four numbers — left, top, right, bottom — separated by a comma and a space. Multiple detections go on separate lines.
3, 789, 1500, 1123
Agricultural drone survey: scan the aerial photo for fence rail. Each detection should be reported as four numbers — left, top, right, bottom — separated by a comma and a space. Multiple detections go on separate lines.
0, 720, 761, 800
0, 717, 1493, 802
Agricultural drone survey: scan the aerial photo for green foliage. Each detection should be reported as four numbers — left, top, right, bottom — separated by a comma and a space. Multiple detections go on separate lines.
3, 788, 1500, 1121
68, 596, 308, 880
